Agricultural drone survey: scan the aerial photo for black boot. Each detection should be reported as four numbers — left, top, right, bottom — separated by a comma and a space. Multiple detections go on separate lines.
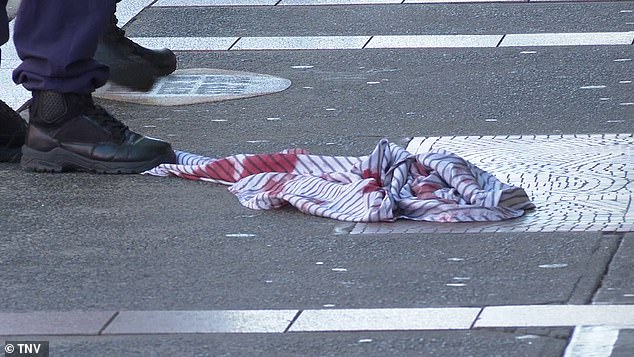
95, 15, 177, 91
108, 15, 177, 76
21, 91, 176, 173
0, 100, 27, 163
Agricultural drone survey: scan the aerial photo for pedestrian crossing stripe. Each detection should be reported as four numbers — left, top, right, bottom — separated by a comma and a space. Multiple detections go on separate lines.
129, 32, 634, 51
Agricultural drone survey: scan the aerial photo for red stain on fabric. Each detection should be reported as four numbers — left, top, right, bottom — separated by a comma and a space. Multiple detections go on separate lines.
242, 153, 299, 177
412, 182, 442, 200
360, 169, 382, 193
261, 174, 293, 197
201, 157, 240, 182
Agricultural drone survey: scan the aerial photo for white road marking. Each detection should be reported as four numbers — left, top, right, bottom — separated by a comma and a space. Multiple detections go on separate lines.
283, 0, 401, 4
366, 34, 503, 48
406, 0, 523, 3
131, 36, 239, 51
563, 326, 620, 357
232, 36, 371, 50
154, 0, 277, 5
500, 32, 634, 47
0, 311, 117, 335
475, 305, 634, 328
288, 307, 482, 331
2, 305, 632, 335
102, 310, 298, 334
128, 32, 634, 52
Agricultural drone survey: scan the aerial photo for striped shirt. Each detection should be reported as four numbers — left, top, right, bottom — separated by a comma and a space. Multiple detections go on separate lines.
144, 139, 535, 222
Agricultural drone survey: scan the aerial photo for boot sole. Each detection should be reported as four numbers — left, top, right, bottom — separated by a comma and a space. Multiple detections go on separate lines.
21, 146, 174, 174
0, 147, 22, 163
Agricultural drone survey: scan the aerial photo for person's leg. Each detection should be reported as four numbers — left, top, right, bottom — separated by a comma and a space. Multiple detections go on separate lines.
94, 1, 177, 91
13, 0, 113, 94
101, 0, 177, 76
14, 0, 175, 173
0, 0, 27, 163
104, 12, 177, 76
0, 0, 8, 46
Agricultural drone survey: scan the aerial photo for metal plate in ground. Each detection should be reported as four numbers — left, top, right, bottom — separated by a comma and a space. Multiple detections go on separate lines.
352, 133, 633, 234
94, 68, 291, 106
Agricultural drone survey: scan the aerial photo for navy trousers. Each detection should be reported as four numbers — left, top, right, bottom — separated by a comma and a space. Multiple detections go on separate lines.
0, 0, 8, 49
10, 0, 115, 94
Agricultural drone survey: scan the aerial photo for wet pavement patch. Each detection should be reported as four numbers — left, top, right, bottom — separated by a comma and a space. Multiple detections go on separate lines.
353, 133, 633, 234
94, 68, 291, 106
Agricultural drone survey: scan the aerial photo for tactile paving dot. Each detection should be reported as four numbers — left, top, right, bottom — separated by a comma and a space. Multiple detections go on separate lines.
351, 133, 633, 234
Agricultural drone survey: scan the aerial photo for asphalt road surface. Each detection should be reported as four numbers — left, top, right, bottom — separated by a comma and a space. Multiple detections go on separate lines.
1, 1, 633, 356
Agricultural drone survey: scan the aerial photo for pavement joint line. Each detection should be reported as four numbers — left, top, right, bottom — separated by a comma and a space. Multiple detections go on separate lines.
97, 311, 119, 336
469, 307, 485, 329
227, 37, 242, 51
283, 310, 304, 333
361, 35, 374, 49
1, 305, 634, 335
495, 33, 506, 47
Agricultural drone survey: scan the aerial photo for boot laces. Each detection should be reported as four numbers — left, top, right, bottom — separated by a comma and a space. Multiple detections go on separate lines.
83, 97, 128, 140
107, 14, 137, 50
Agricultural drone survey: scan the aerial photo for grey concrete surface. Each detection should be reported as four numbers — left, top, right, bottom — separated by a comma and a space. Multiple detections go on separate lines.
594, 233, 634, 304
105, 46, 633, 156
6, 0, 20, 19
0, 330, 570, 357
612, 329, 634, 357
131, 2, 634, 36
1, 1, 633, 356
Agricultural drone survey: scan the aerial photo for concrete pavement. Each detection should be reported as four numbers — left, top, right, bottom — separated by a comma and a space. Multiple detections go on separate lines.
1, 0, 633, 356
